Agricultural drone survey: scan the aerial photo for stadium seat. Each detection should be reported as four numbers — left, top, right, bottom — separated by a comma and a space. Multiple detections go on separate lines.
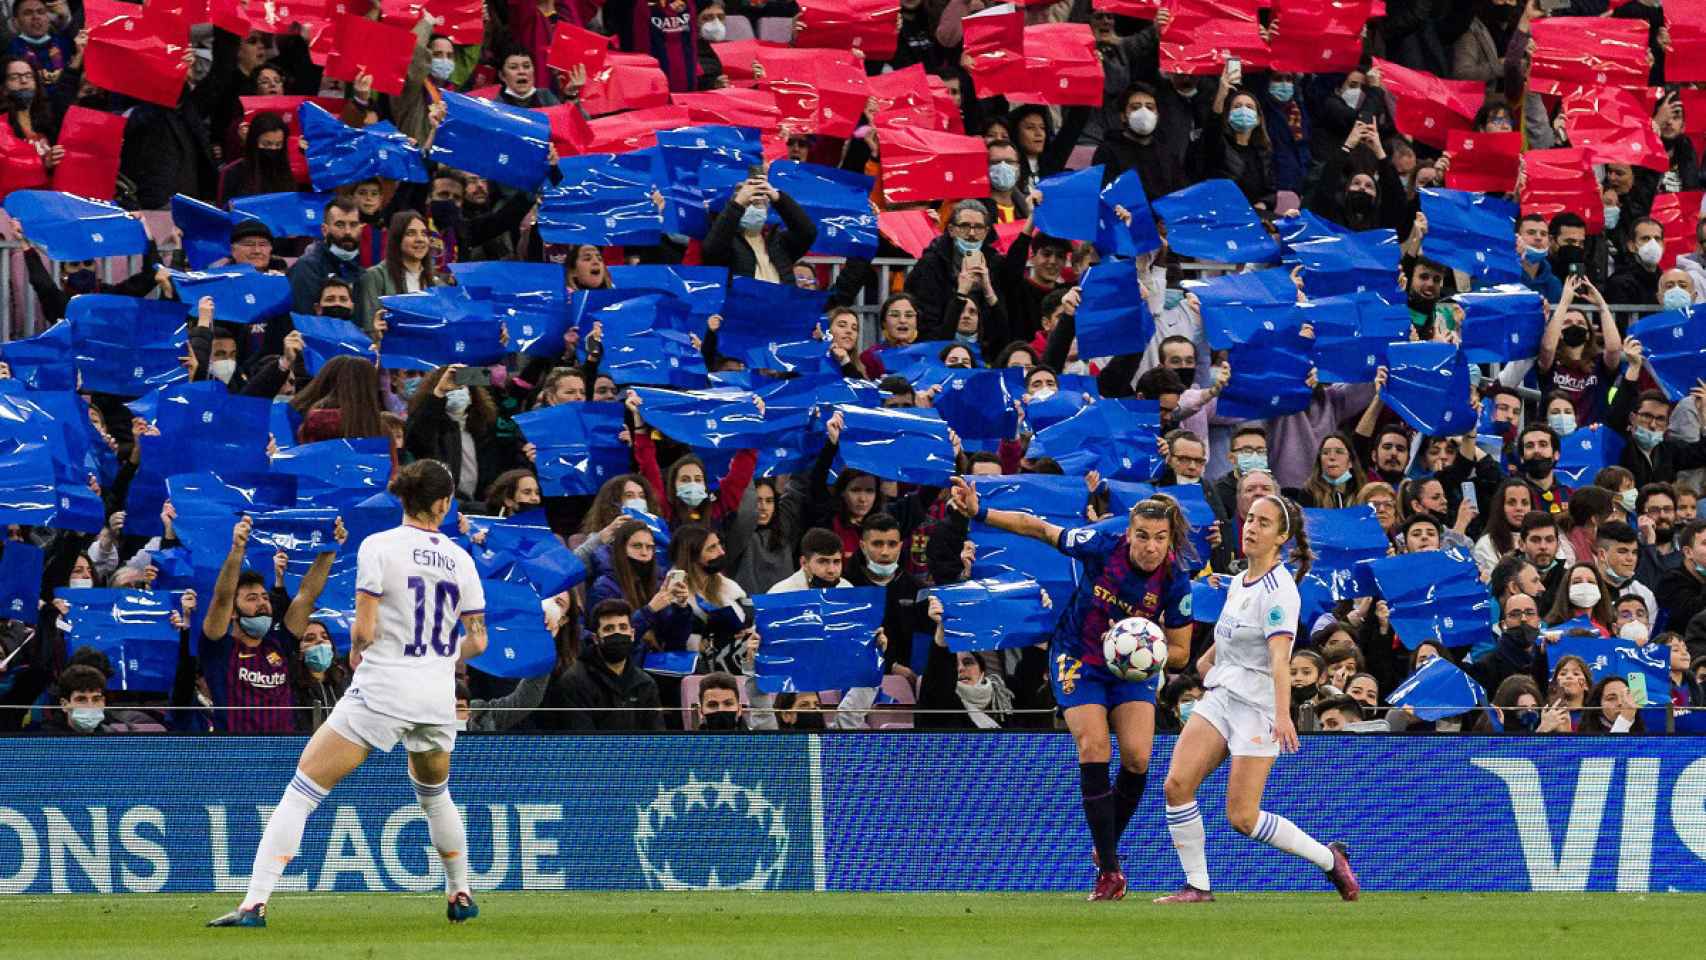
757, 17, 794, 43
1065, 144, 1097, 171
870, 674, 917, 730
722, 16, 756, 42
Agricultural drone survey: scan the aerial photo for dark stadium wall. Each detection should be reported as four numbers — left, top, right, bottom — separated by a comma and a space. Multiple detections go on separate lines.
1, 734, 1703, 895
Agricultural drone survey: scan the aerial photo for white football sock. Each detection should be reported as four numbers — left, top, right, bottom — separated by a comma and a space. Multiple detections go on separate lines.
1165, 801, 1211, 890
1252, 811, 1335, 871
412, 774, 470, 897
242, 771, 326, 909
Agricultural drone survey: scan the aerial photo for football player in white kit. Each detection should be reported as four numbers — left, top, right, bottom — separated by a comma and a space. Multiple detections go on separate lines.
1154, 494, 1360, 903
210, 460, 488, 928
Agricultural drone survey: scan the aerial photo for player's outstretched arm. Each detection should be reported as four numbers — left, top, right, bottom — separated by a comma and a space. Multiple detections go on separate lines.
458, 613, 488, 662
201, 515, 252, 640
945, 476, 1064, 547
283, 518, 346, 639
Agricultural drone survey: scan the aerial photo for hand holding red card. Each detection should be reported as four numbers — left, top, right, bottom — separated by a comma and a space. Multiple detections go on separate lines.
1443, 130, 1520, 194
50, 107, 128, 200
86, 9, 192, 109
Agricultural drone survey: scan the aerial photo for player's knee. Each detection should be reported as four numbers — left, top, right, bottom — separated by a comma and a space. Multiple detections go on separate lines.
1073, 735, 1111, 763
1162, 773, 1193, 805
1226, 804, 1260, 836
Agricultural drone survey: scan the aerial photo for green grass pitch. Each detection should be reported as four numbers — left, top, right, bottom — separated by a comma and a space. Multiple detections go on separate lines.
2, 891, 1699, 959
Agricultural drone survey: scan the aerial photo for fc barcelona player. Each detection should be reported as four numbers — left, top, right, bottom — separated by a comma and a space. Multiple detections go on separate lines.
948, 479, 1194, 901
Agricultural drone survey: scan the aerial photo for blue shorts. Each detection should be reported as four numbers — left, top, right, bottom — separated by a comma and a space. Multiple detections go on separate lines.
1050, 651, 1158, 711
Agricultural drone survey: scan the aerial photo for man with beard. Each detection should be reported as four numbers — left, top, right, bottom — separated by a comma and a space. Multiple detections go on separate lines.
288, 198, 365, 314
1635, 483, 1684, 587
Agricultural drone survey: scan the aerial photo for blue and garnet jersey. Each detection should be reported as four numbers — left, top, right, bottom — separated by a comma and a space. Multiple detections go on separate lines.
1051, 523, 1192, 668
200, 625, 297, 733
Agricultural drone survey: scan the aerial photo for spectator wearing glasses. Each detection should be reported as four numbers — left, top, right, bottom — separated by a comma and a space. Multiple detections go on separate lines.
1609, 340, 1706, 488
905, 200, 1003, 337
702, 170, 817, 284
288, 198, 367, 316
222, 219, 287, 273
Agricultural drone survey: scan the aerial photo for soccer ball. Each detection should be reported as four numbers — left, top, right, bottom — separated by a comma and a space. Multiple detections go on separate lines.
1103, 617, 1168, 682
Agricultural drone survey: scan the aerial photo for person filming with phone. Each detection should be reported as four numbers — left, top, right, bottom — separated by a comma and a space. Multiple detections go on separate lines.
703, 165, 818, 284
405, 363, 527, 511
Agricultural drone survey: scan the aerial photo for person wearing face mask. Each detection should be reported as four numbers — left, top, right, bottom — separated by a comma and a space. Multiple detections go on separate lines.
425, 34, 462, 90
405, 363, 526, 508
1537, 274, 1622, 429
773, 690, 826, 731
1657, 520, 1706, 642
626, 392, 758, 530
1200, 73, 1276, 209
1609, 341, 1706, 490
847, 513, 944, 685
1093, 84, 1185, 201
545, 600, 664, 731
200, 515, 343, 733
1604, 217, 1668, 307
223, 112, 298, 200
694, 672, 746, 731
288, 621, 348, 732
975, 139, 1031, 226
1515, 214, 1562, 302
1470, 586, 1545, 694
52, 666, 127, 735
1309, 61, 1391, 163
702, 172, 817, 283
1543, 563, 1617, 638
288, 199, 367, 315
1256, 71, 1311, 194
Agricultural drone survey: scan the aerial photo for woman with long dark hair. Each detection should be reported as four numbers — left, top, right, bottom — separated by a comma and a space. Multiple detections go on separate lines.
626, 392, 757, 530
1201, 83, 1276, 210
291, 356, 388, 443
588, 521, 691, 657
404, 363, 524, 508
1291, 433, 1365, 509
356, 211, 445, 330
1472, 479, 1533, 577
669, 523, 753, 677
223, 112, 297, 200
3, 55, 63, 167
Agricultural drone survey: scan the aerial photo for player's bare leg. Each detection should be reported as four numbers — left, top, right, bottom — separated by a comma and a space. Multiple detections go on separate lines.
208, 724, 369, 927
1226, 754, 1354, 900
408, 749, 477, 922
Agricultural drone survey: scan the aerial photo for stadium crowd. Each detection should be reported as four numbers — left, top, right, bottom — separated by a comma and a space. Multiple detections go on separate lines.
2, 0, 1706, 740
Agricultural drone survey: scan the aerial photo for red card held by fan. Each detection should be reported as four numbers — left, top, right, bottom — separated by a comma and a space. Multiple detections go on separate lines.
962, 3, 1027, 97
796, 0, 900, 61
1267, 0, 1370, 74
879, 126, 989, 205
547, 21, 612, 80
540, 103, 594, 157
1529, 18, 1651, 96
1520, 147, 1604, 234
86, 9, 192, 109
582, 106, 693, 154
50, 107, 128, 200
0, 126, 48, 199
877, 208, 938, 259
323, 14, 417, 96
1160, 15, 1269, 76
1092, 0, 1161, 15
1373, 58, 1480, 149
672, 88, 782, 133
1013, 23, 1102, 107
1563, 87, 1669, 172
1443, 130, 1519, 194
1664, 2, 1706, 84
579, 54, 673, 117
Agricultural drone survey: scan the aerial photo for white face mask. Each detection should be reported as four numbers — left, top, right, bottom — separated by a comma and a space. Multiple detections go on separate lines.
1568, 582, 1602, 609
1341, 87, 1364, 110
208, 358, 238, 384
622, 497, 650, 513
700, 19, 726, 42
1618, 620, 1649, 644
1637, 238, 1664, 267
1127, 107, 1158, 136
68, 577, 93, 590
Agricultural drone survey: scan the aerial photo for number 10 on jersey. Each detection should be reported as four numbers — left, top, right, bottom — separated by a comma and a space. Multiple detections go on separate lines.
406, 576, 461, 657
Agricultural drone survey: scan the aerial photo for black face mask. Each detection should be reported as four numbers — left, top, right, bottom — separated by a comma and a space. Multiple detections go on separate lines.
1521, 456, 1555, 480
701, 556, 726, 576
65, 269, 98, 294
1515, 709, 1541, 731
597, 633, 633, 664
1655, 523, 1675, 543
701, 710, 742, 731
320, 304, 354, 321
791, 711, 826, 731
1293, 683, 1319, 702
1359, 703, 1379, 721
1503, 624, 1539, 650
430, 199, 463, 233
1345, 191, 1376, 217
1560, 325, 1590, 349
632, 559, 655, 580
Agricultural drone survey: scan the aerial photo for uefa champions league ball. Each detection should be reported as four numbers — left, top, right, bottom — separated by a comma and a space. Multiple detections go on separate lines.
1103, 617, 1168, 682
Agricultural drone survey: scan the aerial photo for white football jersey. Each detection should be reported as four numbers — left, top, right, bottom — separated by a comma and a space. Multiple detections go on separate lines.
1204, 564, 1300, 712
349, 524, 486, 724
